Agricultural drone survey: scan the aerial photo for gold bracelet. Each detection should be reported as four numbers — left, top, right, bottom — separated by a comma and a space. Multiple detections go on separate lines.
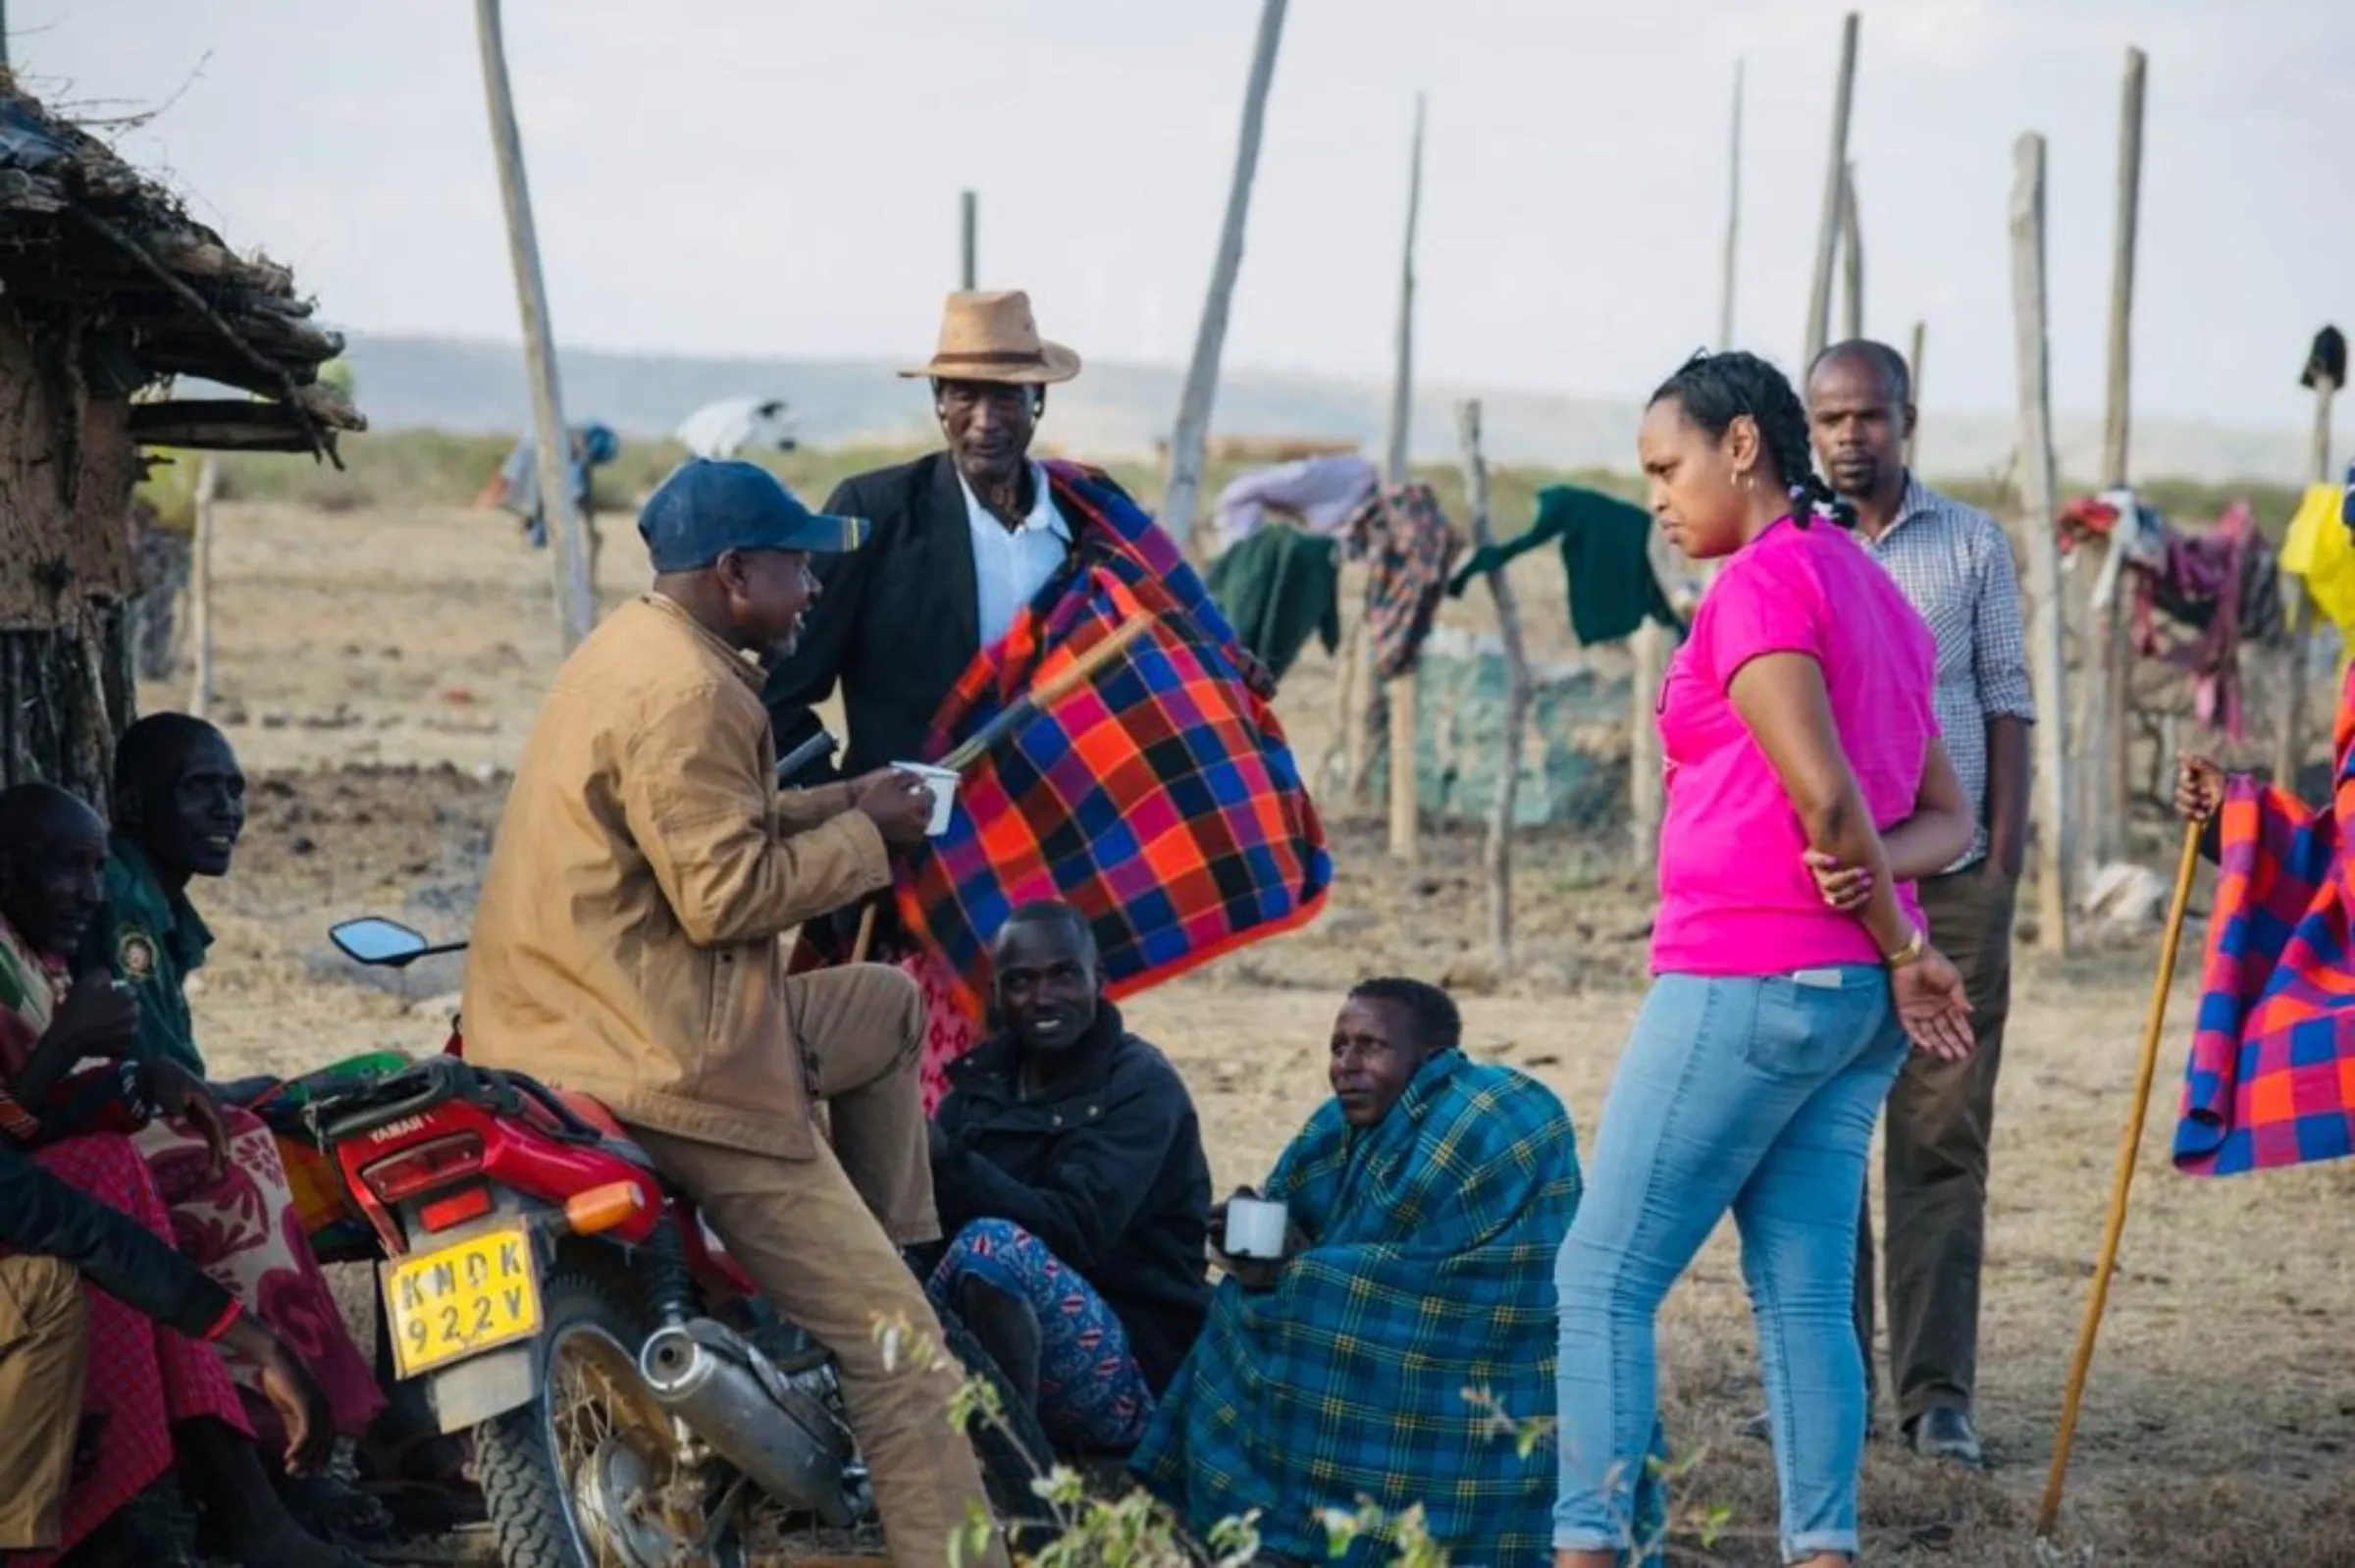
1884, 926, 1925, 969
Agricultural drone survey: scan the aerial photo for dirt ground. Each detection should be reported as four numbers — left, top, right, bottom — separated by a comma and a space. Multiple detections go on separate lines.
150, 497, 2355, 1566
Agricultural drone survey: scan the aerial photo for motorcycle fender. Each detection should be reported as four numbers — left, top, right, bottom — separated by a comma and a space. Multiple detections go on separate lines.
426, 1343, 540, 1434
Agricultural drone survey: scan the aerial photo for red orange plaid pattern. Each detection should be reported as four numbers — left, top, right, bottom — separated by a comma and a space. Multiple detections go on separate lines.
2175, 666, 2355, 1175
895, 462, 1330, 1020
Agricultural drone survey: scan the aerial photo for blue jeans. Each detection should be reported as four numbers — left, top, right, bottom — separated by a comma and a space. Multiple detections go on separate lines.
1552, 968, 1907, 1563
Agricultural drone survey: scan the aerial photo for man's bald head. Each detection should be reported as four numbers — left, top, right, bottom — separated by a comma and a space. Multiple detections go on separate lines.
993, 901, 1098, 967
1808, 340, 1912, 405
0, 782, 102, 849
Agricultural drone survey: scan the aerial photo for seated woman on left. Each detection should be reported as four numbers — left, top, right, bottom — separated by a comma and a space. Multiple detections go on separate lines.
922, 901, 1213, 1454
0, 782, 385, 1548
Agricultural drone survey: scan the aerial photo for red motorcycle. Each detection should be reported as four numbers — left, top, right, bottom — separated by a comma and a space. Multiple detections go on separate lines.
309, 915, 1042, 1568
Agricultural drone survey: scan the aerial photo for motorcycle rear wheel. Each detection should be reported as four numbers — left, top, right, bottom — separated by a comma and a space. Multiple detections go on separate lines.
474, 1269, 749, 1568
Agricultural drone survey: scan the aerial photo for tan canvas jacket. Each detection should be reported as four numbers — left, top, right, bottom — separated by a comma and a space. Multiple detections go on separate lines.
463, 595, 888, 1157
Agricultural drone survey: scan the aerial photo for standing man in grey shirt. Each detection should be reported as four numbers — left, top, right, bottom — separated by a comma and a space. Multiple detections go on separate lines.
1806, 340, 2035, 1470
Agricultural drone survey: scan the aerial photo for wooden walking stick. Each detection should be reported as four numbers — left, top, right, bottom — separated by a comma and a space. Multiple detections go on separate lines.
2036, 817, 2206, 1538
846, 613, 1157, 963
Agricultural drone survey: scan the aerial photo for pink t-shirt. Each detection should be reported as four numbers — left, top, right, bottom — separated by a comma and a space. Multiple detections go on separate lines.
1650, 518, 1940, 975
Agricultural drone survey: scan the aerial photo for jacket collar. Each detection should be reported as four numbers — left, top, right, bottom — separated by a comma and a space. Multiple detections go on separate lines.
642, 593, 765, 691
106, 831, 211, 972
950, 1000, 1127, 1102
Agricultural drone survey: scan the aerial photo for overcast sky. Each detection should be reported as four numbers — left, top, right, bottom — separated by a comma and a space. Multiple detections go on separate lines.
18, 1, 2350, 433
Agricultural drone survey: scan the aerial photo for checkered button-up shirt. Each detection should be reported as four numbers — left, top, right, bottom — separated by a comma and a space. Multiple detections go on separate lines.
1860, 476, 2037, 872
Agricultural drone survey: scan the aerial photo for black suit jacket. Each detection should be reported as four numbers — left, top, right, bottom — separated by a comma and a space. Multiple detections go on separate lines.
764, 450, 1080, 780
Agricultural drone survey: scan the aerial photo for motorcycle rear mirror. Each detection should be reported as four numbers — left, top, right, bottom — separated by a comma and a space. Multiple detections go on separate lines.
332, 917, 434, 968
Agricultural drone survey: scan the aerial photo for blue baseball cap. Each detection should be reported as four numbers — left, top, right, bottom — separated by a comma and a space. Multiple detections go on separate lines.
638, 458, 867, 572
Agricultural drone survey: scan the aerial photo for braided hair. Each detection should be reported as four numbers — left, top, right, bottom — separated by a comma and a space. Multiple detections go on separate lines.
1647, 349, 1855, 529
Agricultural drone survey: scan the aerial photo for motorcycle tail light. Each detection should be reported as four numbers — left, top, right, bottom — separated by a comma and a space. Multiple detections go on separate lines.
361, 1132, 485, 1206
417, 1184, 494, 1233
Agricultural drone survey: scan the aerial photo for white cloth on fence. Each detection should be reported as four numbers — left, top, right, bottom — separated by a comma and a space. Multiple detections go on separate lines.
1211, 455, 1379, 551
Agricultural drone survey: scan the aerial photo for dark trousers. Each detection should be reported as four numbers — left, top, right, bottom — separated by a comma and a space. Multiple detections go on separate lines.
1855, 864, 2015, 1425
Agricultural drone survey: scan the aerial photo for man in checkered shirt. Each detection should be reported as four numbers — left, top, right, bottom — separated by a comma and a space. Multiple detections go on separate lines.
1809, 340, 2035, 1471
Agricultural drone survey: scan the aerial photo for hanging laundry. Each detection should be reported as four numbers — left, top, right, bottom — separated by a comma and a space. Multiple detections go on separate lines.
1211, 455, 1380, 550
1205, 524, 1342, 681
2137, 504, 2258, 737
2060, 494, 2281, 741
2283, 481, 2355, 638
1348, 482, 1460, 678
1445, 484, 1683, 648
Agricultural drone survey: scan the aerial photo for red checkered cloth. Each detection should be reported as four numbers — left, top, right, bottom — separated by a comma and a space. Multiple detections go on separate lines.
895, 461, 1331, 1024
18, 1133, 248, 1562
2175, 665, 2355, 1175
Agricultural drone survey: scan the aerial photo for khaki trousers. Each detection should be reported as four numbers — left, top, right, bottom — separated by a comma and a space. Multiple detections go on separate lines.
0, 1255, 90, 1550
1855, 865, 2016, 1424
630, 965, 1005, 1568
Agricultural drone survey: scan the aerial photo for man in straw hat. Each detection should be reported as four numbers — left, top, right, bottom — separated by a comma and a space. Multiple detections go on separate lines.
466, 459, 1008, 1568
765, 291, 1306, 1109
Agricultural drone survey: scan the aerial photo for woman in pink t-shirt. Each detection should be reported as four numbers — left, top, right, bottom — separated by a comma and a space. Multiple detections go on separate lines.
1552, 352, 1976, 1568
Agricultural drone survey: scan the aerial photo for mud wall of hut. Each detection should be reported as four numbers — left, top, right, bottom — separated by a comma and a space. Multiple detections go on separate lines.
0, 304, 142, 799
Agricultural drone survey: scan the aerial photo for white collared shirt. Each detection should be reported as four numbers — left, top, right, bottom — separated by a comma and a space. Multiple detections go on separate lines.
959, 462, 1072, 649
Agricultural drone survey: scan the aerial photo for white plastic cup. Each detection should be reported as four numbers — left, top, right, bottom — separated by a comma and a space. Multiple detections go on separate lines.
890, 761, 960, 837
1224, 1196, 1289, 1260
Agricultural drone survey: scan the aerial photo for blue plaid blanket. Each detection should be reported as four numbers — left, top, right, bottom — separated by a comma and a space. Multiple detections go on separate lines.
1132, 1052, 1662, 1566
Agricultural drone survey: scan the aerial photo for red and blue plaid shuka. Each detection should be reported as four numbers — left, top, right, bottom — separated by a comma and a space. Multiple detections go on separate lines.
894, 460, 1331, 1022
2174, 665, 2355, 1175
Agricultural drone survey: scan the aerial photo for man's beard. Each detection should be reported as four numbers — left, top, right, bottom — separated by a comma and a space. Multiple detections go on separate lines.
1827, 457, 1882, 499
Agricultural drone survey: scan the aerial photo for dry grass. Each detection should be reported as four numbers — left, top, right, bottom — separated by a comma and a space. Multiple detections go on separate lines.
153, 495, 2355, 1566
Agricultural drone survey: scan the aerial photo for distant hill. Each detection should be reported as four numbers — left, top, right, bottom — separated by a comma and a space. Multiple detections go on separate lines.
341, 333, 2338, 487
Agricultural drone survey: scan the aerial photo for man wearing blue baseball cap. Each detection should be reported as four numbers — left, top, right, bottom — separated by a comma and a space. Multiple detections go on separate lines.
464, 459, 1011, 1567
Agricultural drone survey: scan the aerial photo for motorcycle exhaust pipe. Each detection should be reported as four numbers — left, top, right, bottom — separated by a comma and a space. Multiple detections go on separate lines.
639, 1319, 864, 1527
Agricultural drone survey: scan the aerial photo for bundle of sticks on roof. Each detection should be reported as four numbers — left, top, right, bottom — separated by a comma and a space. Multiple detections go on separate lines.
0, 80, 363, 460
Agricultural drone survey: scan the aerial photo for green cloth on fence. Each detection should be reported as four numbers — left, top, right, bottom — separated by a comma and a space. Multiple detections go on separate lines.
1205, 524, 1341, 681
1447, 485, 1682, 647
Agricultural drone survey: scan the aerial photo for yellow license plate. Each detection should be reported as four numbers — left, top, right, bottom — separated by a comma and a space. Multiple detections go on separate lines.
381, 1222, 543, 1378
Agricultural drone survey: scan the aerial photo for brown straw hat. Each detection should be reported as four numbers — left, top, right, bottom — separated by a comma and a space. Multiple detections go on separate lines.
900, 289, 1081, 385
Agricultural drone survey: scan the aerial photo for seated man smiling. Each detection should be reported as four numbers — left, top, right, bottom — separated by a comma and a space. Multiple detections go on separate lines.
924, 902, 1212, 1454
1132, 979, 1665, 1567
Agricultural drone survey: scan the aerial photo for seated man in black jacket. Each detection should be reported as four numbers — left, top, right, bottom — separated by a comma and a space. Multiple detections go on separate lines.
923, 902, 1211, 1453
0, 1138, 332, 1559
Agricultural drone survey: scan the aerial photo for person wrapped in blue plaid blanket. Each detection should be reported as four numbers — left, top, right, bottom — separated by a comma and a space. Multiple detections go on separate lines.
1132, 979, 1665, 1566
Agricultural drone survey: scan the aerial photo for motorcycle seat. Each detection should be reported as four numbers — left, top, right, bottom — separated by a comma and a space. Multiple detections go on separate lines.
553, 1089, 626, 1140
531, 1088, 660, 1174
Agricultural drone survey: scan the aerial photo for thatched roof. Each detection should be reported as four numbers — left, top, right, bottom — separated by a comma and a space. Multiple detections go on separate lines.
0, 81, 363, 462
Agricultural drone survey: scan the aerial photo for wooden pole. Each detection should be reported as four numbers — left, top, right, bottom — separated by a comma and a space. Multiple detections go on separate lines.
1159, 0, 1288, 550
1719, 60, 1743, 350
1838, 161, 1863, 343
2037, 822, 2203, 1538
1906, 320, 1925, 470
2279, 374, 2337, 786
1805, 13, 1860, 367
2011, 131, 2074, 954
2085, 48, 2146, 872
187, 456, 219, 719
475, 0, 595, 651
1384, 93, 1427, 863
1629, 622, 1665, 865
959, 188, 977, 290
1457, 399, 1527, 973
1383, 95, 1426, 490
